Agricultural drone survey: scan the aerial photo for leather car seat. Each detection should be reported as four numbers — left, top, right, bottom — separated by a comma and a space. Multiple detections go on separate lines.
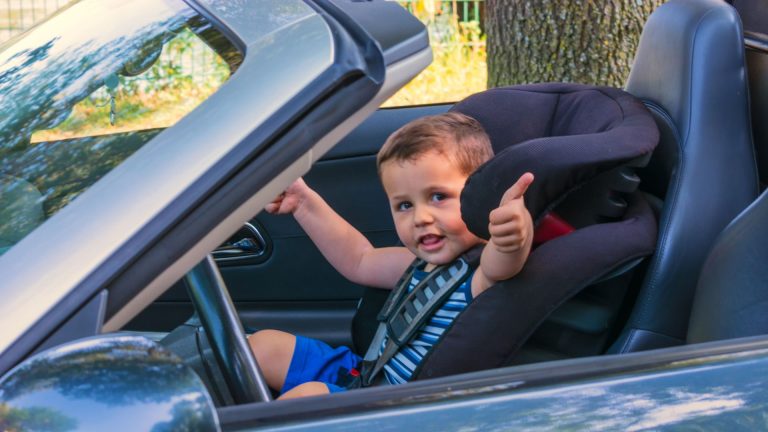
687, 188, 768, 343
608, 0, 759, 353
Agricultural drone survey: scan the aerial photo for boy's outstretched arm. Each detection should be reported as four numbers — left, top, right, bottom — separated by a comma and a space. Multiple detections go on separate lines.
471, 173, 534, 298
266, 178, 413, 289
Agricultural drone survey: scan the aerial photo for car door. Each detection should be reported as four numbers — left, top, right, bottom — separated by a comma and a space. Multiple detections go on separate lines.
0, 0, 432, 375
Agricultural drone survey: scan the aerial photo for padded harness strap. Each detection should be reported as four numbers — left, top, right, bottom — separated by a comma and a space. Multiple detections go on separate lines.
359, 246, 483, 386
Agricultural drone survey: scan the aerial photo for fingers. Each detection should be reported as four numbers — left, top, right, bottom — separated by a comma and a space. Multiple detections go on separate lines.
488, 202, 523, 225
265, 192, 286, 214
488, 218, 529, 252
265, 178, 307, 214
265, 202, 278, 213
500, 172, 534, 205
489, 173, 533, 253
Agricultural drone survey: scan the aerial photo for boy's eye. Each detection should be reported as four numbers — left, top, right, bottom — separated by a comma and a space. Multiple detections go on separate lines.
431, 192, 447, 202
396, 201, 412, 211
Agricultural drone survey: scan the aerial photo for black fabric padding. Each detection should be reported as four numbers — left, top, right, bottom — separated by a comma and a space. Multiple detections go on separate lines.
454, 83, 659, 239
415, 193, 657, 379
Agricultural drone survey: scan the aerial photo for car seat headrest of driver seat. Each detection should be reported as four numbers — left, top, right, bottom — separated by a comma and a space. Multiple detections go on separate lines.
412, 83, 660, 379
455, 83, 659, 239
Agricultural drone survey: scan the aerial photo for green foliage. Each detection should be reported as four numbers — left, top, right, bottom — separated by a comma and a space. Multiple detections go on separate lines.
0, 403, 77, 432
33, 28, 229, 142
382, 1, 487, 107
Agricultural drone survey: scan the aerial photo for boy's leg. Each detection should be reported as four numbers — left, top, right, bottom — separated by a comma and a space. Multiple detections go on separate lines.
278, 382, 330, 400
250, 330, 362, 396
248, 329, 296, 391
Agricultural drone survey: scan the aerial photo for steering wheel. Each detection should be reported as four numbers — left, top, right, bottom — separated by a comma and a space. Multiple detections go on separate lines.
185, 255, 272, 403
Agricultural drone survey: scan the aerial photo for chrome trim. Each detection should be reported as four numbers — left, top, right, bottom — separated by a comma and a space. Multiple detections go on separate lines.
213, 222, 267, 262
745, 31, 768, 53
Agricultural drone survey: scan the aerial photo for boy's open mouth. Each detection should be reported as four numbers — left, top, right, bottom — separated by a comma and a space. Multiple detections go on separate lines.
418, 234, 445, 251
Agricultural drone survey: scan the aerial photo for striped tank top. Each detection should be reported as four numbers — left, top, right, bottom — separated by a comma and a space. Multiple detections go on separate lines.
381, 267, 474, 384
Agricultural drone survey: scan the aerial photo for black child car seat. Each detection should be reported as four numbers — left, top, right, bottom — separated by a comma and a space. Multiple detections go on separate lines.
355, 83, 661, 380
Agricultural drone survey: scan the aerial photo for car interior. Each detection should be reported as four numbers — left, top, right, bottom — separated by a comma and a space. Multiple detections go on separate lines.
107, 0, 768, 414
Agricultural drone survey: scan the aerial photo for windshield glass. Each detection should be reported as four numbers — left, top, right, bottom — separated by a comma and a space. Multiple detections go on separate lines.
0, 0, 239, 254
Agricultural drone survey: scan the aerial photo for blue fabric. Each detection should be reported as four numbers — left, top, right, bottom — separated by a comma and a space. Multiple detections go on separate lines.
326, 383, 346, 393
282, 335, 361, 394
382, 267, 474, 384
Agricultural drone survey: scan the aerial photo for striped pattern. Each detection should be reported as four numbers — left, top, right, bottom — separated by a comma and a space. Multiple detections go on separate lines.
382, 268, 473, 384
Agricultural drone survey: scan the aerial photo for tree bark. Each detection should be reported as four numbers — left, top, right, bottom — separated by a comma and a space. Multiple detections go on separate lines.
486, 0, 665, 88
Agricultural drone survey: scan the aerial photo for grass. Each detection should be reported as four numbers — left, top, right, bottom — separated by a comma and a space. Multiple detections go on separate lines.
31, 30, 229, 142
382, 1, 486, 107
31, 81, 221, 142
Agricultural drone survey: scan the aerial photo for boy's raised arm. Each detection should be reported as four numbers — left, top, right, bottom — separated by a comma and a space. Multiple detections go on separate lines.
472, 173, 534, 298
266, 178, 413, 289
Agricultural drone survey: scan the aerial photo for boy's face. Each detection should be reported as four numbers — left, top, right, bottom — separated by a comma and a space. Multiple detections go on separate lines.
380, 149, 484, 267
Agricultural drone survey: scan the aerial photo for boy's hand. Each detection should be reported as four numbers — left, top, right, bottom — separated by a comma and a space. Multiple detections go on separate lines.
265, 178, 309, 215
488, 172, 534, 253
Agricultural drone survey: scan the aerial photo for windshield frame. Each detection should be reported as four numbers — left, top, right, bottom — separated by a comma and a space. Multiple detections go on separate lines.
0, 0, 338, 367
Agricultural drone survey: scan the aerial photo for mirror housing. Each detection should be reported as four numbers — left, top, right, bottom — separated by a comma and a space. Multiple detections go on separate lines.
0, 334, 219, 431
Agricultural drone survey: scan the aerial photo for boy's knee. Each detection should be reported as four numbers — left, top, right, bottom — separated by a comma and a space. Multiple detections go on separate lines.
248, 329, 289, 360
278, 381, 330, 400
249, 329, 280, 348
247, 329, 296, 390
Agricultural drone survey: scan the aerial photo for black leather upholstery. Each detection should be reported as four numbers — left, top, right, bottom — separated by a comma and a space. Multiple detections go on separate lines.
688, 190, 768, 343
610, 0, 759, 353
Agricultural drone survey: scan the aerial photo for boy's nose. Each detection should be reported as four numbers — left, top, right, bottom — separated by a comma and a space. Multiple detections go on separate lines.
413, 205, 434, 226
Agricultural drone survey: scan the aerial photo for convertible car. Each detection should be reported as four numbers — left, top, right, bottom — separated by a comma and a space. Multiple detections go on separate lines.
2, 0, 768, 430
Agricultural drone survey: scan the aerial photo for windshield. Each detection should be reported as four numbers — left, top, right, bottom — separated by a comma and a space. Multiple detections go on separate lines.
0, 0, 239, 255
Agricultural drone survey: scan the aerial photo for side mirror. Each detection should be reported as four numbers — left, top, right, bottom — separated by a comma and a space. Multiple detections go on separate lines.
121, 39, 164, 77
0, 335, 219, 431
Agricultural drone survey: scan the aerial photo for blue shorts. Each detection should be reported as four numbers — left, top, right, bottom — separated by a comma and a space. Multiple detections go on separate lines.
282, 335, 362, 394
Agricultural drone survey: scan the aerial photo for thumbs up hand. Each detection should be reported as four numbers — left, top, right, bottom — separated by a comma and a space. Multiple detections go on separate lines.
487, 172, 534, 253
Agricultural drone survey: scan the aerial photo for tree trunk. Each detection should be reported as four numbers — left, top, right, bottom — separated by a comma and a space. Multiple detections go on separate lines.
486, 0, 665, 88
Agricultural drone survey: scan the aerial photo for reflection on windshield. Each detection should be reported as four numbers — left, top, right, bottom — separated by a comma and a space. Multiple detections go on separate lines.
199, 0, 315, 42
31, 27, 230, 142
0, 0, 190, 149
0, 0, 236, 256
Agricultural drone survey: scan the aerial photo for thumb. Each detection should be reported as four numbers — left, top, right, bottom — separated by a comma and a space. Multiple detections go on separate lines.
500, 172, 534, 204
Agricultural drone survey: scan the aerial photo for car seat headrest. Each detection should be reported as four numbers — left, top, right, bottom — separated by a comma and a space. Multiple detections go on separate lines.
454, 83, 659, 239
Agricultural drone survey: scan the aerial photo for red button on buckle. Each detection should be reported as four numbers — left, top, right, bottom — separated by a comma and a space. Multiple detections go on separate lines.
533, 212, 575, 246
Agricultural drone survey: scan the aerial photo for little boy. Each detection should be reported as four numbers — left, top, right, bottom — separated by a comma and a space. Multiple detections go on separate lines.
250, 112, 533, 399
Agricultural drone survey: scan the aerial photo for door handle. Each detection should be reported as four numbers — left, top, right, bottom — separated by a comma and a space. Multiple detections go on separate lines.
213, 222, 269, 265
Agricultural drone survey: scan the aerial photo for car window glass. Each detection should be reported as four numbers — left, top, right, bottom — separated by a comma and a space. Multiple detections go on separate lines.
0, 0, 241, 255
31, 28, 231, 142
